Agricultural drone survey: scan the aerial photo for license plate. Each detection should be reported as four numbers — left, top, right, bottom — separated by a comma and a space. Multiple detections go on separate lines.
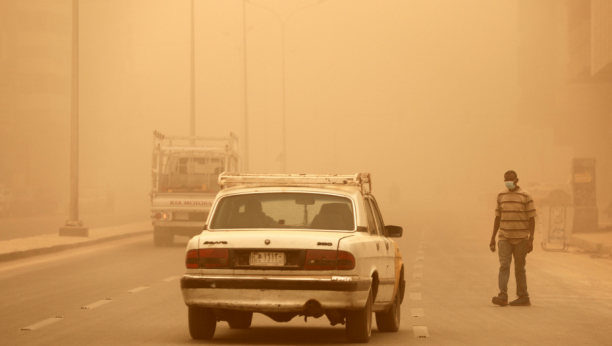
249, 252, 285, 266
173, 212, 189, 220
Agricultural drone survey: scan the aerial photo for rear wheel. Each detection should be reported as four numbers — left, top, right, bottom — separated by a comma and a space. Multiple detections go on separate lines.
228, 311, 253, 329
188, 306, 216, 340
346, 290, 372, 343
153, 227, 173, 247
375, 290, 401, 332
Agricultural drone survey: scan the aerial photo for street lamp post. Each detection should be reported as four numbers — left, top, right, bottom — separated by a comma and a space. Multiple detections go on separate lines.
244, 1, 326, 173
242, 0, 249, 172
60, 0, 88, 237
190, 0, 196, 140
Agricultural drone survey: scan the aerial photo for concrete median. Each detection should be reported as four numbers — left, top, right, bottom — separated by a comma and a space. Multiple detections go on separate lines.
0, 221, 152, 263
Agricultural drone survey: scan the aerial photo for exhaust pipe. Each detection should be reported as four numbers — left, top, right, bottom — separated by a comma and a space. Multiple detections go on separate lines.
304, 300, 325, 318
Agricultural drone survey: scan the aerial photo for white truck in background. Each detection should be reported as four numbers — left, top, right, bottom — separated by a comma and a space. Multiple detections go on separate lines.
150, 131, 240, 246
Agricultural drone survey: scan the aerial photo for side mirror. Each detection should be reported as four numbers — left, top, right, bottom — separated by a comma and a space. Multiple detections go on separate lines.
203, 224, 208, 231
385, 225, 403, 238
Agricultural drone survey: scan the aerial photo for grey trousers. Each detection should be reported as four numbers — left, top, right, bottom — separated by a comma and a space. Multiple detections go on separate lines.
498, 239, 529, 299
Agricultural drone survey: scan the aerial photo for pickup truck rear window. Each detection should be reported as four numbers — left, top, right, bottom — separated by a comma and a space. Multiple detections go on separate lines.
209, 193, 355, 231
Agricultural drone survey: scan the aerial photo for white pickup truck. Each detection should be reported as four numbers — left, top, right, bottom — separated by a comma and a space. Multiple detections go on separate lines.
150, 131, 239, 246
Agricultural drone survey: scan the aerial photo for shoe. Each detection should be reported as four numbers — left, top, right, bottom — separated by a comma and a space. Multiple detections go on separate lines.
492, 295, 508, 306
509, 297, 531, 306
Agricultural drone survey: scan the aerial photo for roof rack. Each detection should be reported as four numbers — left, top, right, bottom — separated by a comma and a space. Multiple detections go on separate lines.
218, 173, 372, 194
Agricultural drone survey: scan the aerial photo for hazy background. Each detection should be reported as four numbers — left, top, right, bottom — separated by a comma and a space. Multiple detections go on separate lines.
1, 0, 611, 227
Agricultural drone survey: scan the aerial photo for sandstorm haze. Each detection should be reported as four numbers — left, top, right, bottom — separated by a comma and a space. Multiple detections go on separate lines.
1, 0, 611, 226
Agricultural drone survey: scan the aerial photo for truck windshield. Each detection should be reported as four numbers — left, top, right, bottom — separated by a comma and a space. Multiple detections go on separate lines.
210, 193, 355, 231
162, 156, 223, 192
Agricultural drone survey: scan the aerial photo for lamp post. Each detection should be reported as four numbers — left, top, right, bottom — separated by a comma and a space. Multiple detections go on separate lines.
60, 0, 88, 237
190, 0, 196, 140
242, 0, 249, 172
244, 1, 326, 173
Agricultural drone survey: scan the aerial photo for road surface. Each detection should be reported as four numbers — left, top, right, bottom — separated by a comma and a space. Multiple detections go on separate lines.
1, 217, 611, 345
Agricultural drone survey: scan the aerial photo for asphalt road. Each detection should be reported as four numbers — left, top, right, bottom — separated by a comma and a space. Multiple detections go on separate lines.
1, 217, 611, 345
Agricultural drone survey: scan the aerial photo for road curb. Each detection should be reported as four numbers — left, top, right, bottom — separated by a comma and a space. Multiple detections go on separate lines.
0, 230, 152, 263
570, 234, 612, 257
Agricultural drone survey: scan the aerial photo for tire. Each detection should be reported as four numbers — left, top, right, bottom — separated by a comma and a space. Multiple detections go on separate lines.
153, 227, 172, 247
346, 290, 372, 343
375, 290, 401, 332
228, 311, 253, 329
188, 306, 216, 340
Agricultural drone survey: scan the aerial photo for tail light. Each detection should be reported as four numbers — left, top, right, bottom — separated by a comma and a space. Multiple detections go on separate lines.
185, 249, 229, 269
337, 251, 356, 270
186, 249, 199, 269
154, 212, 171, 220
304, 250, 355, 270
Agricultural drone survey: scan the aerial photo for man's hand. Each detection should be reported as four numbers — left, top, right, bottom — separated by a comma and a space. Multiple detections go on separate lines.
527, 238, 534, 253
489, 238, 496, 252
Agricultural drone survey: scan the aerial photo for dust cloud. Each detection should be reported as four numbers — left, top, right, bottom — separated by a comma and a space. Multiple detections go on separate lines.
0, 0, 611, 229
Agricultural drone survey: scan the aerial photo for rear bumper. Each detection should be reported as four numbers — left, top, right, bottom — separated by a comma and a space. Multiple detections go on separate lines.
152, 221, 204, 236
181, 275, 371, 312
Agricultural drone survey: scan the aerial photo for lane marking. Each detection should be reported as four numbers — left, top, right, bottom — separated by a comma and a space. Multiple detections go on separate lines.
81, 298, 112, 309
414, 263, 423, 269
20, 316, 64, 331
416, 256, 424, 261
162, 276, 181, 282
127, 285, 150, 293
410, 292, 422, 300
413, 325, 430, 338
413, 272, 423, 279
417, 250, 424, 255
410, 308, 425, 317
409, 282, 422, 289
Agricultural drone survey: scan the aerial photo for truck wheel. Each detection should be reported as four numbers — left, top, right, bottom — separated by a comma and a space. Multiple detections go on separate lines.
153, 227, 172, 247
375, 290, 401, 332
228, 311, 253, 329
346, 290, 372, 343
188, 306, 216, 340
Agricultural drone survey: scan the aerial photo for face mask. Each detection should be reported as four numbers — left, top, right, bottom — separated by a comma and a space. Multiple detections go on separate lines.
504, 181, 515, 190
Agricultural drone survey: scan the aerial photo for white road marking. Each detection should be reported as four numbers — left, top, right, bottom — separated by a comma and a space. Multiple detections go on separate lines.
20, 316, 64, 331
413, 325, 430, 338
162, 276, 181, 282
81, 299, 112, 309
416, 256, 424, 261
127, 285, 150, 293
409, 282, 422, 289
417, 250, 424, 254
410, 292, 422, 300
411, 308, 425, 317
413, 272, 423, 278
414, 263, 423, 269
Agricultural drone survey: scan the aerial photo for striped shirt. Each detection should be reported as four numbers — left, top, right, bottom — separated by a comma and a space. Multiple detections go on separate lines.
495, 187, 536, 241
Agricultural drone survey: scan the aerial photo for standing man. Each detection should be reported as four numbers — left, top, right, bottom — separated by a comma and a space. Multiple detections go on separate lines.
490, 170, 536, 306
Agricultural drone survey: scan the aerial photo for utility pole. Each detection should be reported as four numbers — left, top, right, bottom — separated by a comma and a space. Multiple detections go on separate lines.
242, 0, 249, 172
190, 0, 196, 143
60, 0, 88, 237
244, 0, 326, 173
